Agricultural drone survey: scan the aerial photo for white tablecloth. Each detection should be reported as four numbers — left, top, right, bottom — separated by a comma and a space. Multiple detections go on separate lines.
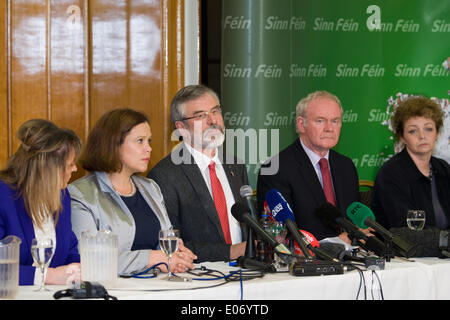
14, 257, 450, 300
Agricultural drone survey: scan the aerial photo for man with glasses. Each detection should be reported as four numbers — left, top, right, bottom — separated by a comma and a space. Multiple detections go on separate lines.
148, 85, 248, 263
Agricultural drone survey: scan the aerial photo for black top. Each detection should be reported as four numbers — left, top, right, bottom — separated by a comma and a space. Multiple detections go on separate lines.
121, 190, 161, 251
372, 148, 450, 229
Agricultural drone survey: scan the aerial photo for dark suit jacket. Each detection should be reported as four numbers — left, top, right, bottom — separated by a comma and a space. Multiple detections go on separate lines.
0, 180, 80, 285
372, 148, 450, 229
148, 144, 249, 262
257, 139, 360, 240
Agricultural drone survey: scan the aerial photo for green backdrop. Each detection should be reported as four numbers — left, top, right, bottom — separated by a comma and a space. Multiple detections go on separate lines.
221, 0, 450, 188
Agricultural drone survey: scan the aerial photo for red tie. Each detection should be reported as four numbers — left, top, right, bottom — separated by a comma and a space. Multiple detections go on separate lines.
319, 158, 336, 206
209, 161, 232, 244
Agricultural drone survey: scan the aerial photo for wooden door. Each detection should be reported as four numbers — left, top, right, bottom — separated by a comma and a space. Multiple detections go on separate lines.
0, 0, 188, 180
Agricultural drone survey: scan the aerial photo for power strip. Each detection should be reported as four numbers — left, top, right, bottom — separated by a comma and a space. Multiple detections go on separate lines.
289, 260, 344, 276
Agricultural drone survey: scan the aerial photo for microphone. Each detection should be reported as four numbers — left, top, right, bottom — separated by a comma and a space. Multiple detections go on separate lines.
240, 185, 257, 258
319, 242, 361, 262
236, 256, 276, 273
314, 203, 386, 256
346, 202, 417, 258
390, 227, 450, 258
240, 185, 257, 218
293, 229, 319, 257
230, 201, 291, 256
319, 242, 386, 269
265, 189, 338, 262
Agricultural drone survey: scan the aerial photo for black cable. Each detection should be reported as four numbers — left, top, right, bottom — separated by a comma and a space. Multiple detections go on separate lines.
372, 269, 384, 300
120, 262, 168, 279
351, 264, 366, 300
113, 266, 265, 294
186, 266, 227, 279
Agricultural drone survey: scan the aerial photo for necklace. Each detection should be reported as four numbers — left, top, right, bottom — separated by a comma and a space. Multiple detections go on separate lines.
115, 177, 136, 197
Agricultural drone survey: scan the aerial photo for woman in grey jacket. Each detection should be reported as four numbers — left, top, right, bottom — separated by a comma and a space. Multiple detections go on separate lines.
69, 109, 196, 276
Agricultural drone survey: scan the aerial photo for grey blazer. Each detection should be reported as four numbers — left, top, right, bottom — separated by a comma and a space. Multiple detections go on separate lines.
68, 172, 172, 276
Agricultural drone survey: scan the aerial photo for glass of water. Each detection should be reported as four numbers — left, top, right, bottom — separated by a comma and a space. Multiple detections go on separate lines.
31, 238, 54, 291
406, 210, 426, 231
158, 229, 180, 280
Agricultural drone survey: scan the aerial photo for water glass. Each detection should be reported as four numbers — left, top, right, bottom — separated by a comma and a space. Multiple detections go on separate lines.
31, 238, 54, 291
159, 229, 180, 280
406, 210, 426, 231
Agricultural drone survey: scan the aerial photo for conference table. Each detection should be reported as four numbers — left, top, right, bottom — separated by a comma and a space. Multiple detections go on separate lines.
14, 257, 450, 300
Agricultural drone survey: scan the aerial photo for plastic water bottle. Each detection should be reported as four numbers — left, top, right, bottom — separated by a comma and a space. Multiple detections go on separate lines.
257, 211, 275, 264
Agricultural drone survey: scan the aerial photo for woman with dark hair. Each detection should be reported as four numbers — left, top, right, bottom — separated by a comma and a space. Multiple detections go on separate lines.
69, 108, 196, 276
372, 96, 450, 229
0, 119, 82, 285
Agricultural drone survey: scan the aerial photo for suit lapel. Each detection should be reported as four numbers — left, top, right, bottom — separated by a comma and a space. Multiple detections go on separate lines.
218, 146, 244, 202
222, 163, 240, 202
293, 139, 327, 205
179, 147, 226, 242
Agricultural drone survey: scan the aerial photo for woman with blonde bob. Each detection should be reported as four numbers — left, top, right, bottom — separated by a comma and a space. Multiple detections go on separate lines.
0, 119, 82, 285
372, 96, 450, 229
69, 108, 196, 277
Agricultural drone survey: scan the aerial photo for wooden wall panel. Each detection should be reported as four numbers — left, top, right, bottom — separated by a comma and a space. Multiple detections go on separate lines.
159, 0, 184, 166
0, 0, 190, 181
10, 0, 49, 153
49, 0, 87, 140
0, 1, 8, 165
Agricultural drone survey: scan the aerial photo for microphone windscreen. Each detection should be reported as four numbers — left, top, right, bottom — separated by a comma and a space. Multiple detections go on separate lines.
318, 242, 347, 260
237, 256, 276, 273
293, 230, 319, 257
313, 203, 343, 229
265, 189, 295, 223
390, 227, 441, 257
346, 202, 376, 228
231, 201, 250, 223
240, 185, 253, 198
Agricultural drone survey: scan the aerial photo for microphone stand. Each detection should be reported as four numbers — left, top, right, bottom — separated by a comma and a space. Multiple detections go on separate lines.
245, 226, 256, 258
384, 238, 393, 262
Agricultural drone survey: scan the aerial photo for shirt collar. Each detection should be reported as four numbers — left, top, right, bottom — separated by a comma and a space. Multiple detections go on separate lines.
184, 142, 221, 171
299, 137, 329, 167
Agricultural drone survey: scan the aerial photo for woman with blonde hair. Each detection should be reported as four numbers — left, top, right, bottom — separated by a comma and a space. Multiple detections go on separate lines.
0, 119, 82, 285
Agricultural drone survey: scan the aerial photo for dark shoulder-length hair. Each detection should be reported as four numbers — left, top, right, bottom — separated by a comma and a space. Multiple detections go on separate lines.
79, 108, 149, 173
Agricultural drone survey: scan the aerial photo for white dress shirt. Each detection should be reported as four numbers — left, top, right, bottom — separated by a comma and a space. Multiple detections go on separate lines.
184, 142, 242, 244
299, 137, 335, 191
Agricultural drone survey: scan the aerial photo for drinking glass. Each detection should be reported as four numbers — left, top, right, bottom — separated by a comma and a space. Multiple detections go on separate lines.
31, 238, 54, 291
158, 229, 180, 281
406, 210, 426, 231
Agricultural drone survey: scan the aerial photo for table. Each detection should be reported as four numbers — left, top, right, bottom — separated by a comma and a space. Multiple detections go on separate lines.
14, 257, 450, 300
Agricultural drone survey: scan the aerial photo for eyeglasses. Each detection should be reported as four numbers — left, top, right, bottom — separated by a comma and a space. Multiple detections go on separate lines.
182, 105, 222, 121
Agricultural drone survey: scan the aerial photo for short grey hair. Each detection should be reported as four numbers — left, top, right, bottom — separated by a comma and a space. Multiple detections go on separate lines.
170, 85, 220, 130
296, 90, 343, 119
